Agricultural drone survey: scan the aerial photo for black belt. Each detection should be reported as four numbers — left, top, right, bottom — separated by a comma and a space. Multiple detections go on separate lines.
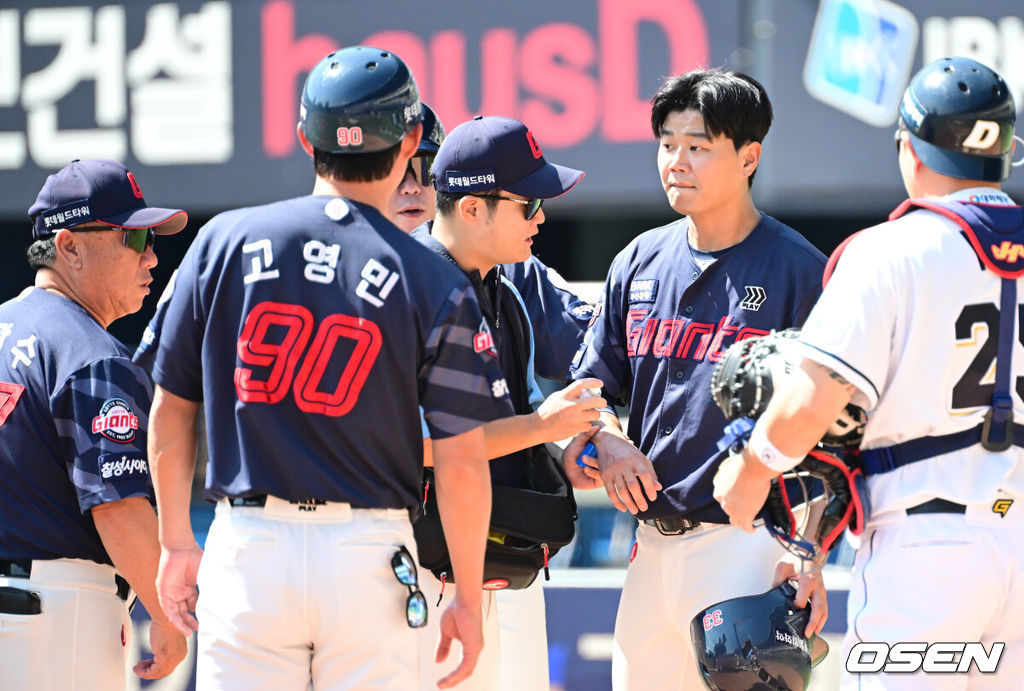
0, 559, 134, 606
906, 498, 967, 516
228, 495, 268, 507
643, 517, 702, 536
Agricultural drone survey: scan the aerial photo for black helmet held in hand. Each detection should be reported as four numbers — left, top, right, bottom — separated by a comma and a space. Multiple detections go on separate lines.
691, 582, 829, 691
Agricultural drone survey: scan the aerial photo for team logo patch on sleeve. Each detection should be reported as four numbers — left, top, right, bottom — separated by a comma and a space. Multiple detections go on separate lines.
92, 398, 139, 443
98, 453, 149, 482
628, 279, 658, 303
567, 299, 594, 322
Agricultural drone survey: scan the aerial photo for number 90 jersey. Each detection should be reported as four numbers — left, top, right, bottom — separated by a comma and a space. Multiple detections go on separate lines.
140, 195, 513, 511
798, 190, 1024, 516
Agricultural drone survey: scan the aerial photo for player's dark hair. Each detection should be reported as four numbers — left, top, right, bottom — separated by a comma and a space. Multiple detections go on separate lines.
651, 69, 773, 186
27, 237, 56, 270
313, 141, 403, 183
435, 191, 501, 218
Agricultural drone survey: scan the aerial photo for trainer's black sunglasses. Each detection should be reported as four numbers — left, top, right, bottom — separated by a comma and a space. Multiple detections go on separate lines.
391, 546, 428, 628
468, 194, 544, 221
408, 155, 435, 188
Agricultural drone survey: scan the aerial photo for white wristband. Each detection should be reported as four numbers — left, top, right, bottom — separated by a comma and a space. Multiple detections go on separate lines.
747, 422, 803, 473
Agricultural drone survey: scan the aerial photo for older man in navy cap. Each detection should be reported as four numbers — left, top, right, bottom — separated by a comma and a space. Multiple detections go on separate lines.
0, 159, 188, 689
411, 115, 604, 691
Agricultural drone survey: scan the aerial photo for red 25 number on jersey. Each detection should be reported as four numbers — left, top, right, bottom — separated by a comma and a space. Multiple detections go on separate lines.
234, 301, 381, 416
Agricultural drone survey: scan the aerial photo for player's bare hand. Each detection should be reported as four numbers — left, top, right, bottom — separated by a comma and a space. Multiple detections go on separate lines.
713, 450, 775, 533
156, 544, 203, 637
535, 378, 606, 441
435, 597, 485, 689
774, 560, 828, 637
561, 427, 604, 490
134, 619, 188, 679
592, 431, 661, 514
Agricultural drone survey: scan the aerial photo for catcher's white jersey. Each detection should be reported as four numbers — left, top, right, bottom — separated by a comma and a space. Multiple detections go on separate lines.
799, 188, 1024, 518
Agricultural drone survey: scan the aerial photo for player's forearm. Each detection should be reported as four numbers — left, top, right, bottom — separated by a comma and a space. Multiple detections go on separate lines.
148, 386, 201, 549
755, 360, 853, 465
593, 410, 629, 441
92, 496, 175, 629
432, 427, 490, 610
481, 413, 546, 459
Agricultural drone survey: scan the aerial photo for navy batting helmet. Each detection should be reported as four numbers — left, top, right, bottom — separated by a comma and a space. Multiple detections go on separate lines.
899, 56, 1016, 182
300, 46, 422, 153
418, 104, 446, 155
691, 582, 829, 691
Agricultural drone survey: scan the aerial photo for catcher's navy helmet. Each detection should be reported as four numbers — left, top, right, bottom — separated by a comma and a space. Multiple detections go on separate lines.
418, 104, 446, 155
300, 46, 422, 153
691, 582, 829, 691
899, 56, 1016, 182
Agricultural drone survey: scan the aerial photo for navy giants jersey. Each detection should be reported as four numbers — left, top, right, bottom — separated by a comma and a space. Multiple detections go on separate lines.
142, 196, 512, 512
572, 213, 825, 522
0, 288, 154, 565
502, 256, 591, 383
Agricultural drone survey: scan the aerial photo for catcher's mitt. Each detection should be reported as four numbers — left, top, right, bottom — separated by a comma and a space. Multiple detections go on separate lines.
710, 328, 866, 447
710, 329, 867, 559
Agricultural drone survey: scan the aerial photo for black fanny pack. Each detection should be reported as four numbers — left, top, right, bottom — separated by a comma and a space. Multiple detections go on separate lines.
413, 445, 577, 591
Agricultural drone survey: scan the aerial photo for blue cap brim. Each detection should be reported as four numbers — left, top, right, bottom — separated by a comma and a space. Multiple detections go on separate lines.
503, 162, 585, 200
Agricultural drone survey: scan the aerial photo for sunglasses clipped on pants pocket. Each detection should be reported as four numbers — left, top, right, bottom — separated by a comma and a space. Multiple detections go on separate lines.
0, 586, 42, 615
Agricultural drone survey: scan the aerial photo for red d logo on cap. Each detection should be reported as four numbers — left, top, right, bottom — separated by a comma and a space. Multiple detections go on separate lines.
526, 131, 543, 159
127, 172, 143, 199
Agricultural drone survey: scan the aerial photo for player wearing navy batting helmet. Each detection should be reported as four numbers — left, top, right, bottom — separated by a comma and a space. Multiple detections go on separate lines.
716, 56, 1024, 690
0, 159, 188, 689
563, 69, 828, 690
140, 47, 512, 690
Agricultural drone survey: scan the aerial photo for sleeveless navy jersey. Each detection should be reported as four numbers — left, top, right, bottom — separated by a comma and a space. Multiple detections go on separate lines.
501, 256, 591, 383
0, 288, 154, 564
142, 195, 512, 511
572, 213, 825, 522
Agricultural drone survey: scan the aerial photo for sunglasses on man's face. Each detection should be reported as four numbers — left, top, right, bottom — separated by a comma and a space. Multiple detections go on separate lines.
391, 546, 428, 628
407, 155, 435, 188
468, 194, 544, 221
123, 228, 156, 253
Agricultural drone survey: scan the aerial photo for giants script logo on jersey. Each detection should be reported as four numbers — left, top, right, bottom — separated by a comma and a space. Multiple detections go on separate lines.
740, 286, 767, 311
626, 312, 768, 363
991, 241, 1024, 263
92, 398, 139, 443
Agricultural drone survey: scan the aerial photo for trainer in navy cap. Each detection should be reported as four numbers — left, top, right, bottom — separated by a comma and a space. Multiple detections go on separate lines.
432, 115, 584, 198
29, 159, 188, 240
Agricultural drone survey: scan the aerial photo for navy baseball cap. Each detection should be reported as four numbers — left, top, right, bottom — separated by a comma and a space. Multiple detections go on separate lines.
29, 159, 188, 239
432, 116, 584, 198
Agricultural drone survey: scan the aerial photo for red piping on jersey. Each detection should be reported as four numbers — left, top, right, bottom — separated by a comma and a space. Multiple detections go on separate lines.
822, 232, 863, 289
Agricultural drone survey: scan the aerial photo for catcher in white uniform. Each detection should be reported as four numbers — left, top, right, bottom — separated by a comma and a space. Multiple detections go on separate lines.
714, 56, 1024, 691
